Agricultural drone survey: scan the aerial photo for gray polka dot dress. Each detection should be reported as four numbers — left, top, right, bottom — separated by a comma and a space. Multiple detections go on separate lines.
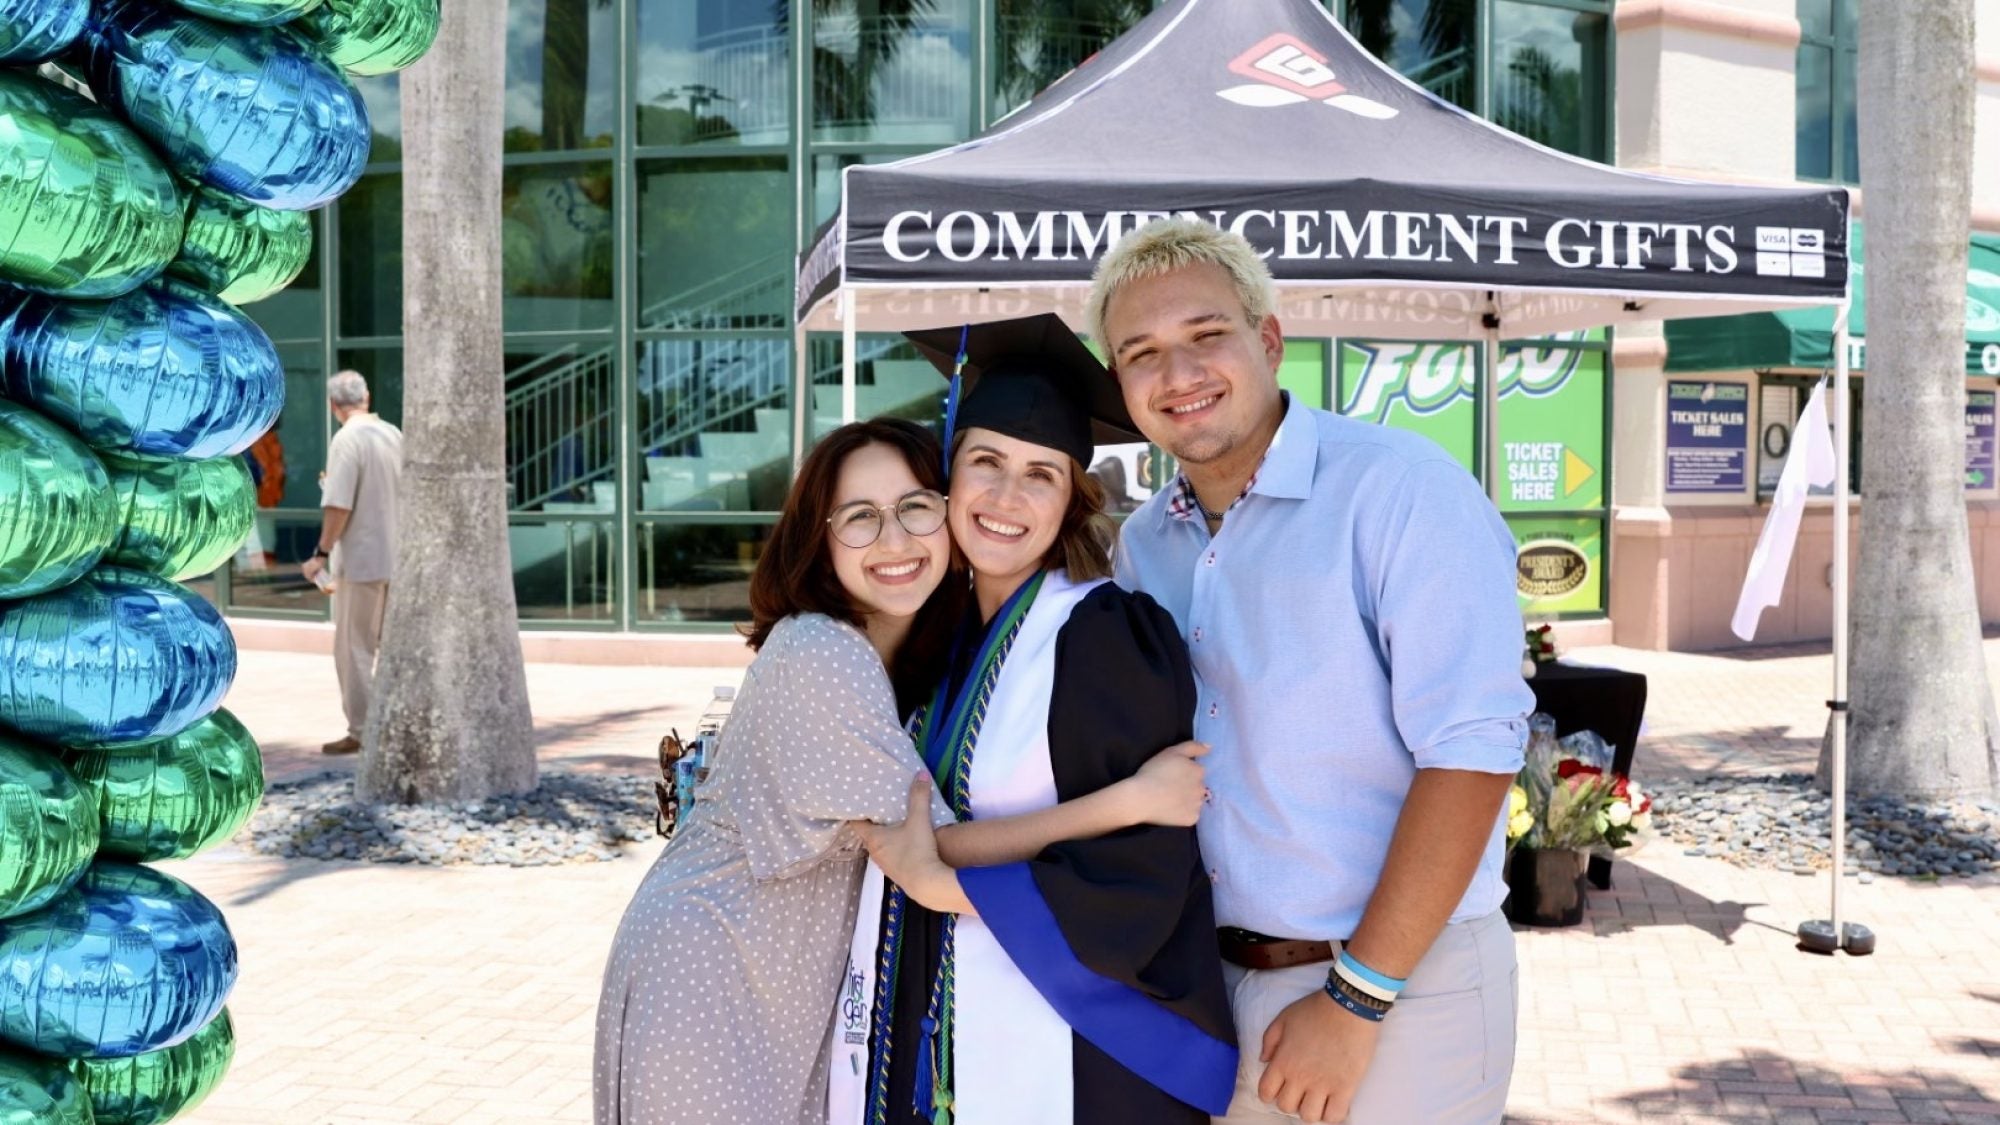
594, 613, 951, 1125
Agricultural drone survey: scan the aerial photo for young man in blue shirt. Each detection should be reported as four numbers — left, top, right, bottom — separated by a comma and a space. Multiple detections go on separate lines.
1092, 220, 1532, 1125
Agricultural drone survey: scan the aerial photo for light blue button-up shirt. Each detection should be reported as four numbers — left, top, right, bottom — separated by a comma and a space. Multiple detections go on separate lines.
1115, 396, 1532, 940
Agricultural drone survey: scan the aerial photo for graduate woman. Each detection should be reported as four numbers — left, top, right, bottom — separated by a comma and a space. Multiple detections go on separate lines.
833, 315, 1238, 1125
593, 418, 1208, 1125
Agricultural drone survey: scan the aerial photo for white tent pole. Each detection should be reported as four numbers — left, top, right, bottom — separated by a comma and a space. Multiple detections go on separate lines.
792, 315, 810, 472
841, 290, 858, 426
1829, 299, 1852, 940
1482, 299, 1502, 503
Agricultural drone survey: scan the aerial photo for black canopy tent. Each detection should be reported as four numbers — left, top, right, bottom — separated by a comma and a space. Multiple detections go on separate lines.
795, 0, 1864, 949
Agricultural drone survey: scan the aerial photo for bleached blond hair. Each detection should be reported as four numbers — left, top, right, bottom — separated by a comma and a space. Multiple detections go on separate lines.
1088, 218, 1277, 357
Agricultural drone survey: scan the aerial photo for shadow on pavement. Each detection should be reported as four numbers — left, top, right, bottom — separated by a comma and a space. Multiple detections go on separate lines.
1558, 865, 1795, 947
1598, 1047, 2000, 1122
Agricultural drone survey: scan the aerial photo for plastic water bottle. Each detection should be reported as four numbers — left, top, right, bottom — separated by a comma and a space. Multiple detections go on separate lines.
674, 685, 736, 815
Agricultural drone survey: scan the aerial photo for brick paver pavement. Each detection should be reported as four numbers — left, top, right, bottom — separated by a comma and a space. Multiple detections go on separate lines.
160, 638, 1999, 1124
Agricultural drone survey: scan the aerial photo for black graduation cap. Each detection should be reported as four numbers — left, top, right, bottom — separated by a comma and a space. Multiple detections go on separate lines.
902, 314, 1141, 469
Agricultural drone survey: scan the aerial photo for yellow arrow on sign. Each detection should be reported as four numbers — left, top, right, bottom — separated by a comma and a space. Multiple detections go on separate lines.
1564, 449, 1595, 497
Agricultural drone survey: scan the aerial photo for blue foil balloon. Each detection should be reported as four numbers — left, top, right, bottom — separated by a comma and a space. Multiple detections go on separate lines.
0, 0, 86, 65
0, 280, 284, 459
0, 1047, 93, 1125
83, 0, 370, 210
0, 862, 237, 1058
0, 567, 235, 748
166, 0, 319, 26
0, 398, 116, 599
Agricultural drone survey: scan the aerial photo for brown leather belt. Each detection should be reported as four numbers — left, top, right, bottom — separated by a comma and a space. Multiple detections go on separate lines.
1217, 927, 1337, 970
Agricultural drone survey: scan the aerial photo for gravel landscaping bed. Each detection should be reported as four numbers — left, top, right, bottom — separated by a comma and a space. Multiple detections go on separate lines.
244, 769, 659, 866
1649, 774, 1998, 881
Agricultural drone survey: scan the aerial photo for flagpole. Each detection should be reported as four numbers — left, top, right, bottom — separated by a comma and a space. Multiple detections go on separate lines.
1829, 299, 1850, 940
1800, 298, 1872, 955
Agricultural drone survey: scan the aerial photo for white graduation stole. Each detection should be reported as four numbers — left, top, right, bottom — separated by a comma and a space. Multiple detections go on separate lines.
826, 572, 1103, 1125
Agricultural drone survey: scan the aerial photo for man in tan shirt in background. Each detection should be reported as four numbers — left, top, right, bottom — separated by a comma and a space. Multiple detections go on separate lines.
301, 370, 404, 756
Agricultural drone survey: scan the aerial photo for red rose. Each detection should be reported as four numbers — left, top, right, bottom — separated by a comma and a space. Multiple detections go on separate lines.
1555, 759, 1601, 780
1610, 776, 1631, 799
1538, 624, 1553, 634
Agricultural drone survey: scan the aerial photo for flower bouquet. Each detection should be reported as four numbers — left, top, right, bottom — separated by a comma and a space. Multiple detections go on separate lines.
1521, 623, 1558, 677
1504, 715, 1651, 926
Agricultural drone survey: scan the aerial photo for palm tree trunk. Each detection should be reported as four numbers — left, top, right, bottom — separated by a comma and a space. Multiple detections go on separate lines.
360, 0, 537, 803
1840, 0, 2000, 798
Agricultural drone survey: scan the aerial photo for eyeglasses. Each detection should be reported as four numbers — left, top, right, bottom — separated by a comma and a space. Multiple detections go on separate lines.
827, 489, 948, 549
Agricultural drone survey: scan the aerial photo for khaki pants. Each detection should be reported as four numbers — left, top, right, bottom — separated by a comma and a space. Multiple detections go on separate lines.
1214, 910, 1517, 1125
333, 579, 389, 739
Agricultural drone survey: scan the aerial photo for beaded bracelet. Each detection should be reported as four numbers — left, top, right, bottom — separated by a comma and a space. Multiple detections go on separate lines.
1322, 974, 1389, 1023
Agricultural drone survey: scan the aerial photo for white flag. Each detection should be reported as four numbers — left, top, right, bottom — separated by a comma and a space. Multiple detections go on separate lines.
1732, 380, 1837, 640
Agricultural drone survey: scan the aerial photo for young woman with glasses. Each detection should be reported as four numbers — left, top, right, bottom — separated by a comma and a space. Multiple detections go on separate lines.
592, 418, 1208, 1125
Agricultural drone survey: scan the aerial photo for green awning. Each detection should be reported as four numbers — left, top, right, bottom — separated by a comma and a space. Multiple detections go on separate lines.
1665, 223, 2000, 376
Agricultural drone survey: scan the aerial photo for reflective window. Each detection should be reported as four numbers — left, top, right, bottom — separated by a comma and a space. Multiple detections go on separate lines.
638, 158, 791, 331
264, 343, 329, 512
636, 521, 773, 624
1342, 0, 1477, 110
503, 160, 615, 332
806, 334, 944, 445
636, 338, 794, 512
1491, 2, 1607, 160
506, 341, 619, 513
227, 510, 331, 616
246, 212, 324, 345
1796, 0, 1858, 183
337, 173, 400, 338
813, 0, 975, 144
994, 0, 1148, 118
636, 0, 790, 146
353, 74, 402, 162
506, 0, 619, 153
511, 516, 617, 621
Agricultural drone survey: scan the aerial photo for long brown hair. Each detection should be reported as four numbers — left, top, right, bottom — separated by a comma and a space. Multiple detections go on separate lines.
745, 419, 966, 711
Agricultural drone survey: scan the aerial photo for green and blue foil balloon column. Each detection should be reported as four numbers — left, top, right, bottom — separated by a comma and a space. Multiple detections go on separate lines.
0, 0, 438, 1116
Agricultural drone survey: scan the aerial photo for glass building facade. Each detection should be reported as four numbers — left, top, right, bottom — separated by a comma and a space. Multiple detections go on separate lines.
222, 0, 1615, 631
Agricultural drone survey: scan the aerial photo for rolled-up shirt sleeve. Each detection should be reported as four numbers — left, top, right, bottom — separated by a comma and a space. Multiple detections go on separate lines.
1370, 459, 1533, 774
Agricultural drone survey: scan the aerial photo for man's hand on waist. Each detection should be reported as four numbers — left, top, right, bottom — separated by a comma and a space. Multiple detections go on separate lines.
1258, 988, 1380, 1123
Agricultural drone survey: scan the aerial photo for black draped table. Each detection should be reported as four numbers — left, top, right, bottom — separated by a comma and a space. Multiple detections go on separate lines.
1525, 660, 1649, 888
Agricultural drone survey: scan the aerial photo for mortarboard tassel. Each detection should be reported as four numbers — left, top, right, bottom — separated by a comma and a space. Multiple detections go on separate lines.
940, 324, 969, 476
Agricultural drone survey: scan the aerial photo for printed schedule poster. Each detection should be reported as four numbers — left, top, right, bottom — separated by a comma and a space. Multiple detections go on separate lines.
1968, 390, 1996, 491
1665, 381, 1748, 493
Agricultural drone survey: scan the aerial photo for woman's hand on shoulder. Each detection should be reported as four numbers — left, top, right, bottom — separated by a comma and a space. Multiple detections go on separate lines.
853, 776, 957, 906
1116, 740, 1210, 828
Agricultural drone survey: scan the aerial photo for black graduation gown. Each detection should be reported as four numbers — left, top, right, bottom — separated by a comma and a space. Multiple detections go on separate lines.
868, 577, 1235, 1125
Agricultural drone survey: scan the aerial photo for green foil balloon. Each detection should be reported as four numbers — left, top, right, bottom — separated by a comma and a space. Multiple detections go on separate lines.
71, 1008, 234, 1125
0, 1047, 93, 1125
166, 0, 321, 25
63, 709, 264, 862
0, 735, 98, 921
0, 398, 116, 599
0, 68, 182, 298
168, 187, 312, 305
293, 0, 438, 76
100, 451, 256, 581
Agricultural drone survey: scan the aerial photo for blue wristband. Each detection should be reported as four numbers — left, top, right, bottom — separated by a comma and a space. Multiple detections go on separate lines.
1322, 977, 1386, 1023
1337, 950, 1407, 996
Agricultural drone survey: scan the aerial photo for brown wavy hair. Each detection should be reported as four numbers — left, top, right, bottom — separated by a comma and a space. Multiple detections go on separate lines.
745, 419, 966, 712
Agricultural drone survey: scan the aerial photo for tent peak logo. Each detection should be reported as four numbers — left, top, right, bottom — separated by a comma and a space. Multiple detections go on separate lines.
1220, 33, 1398, 120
